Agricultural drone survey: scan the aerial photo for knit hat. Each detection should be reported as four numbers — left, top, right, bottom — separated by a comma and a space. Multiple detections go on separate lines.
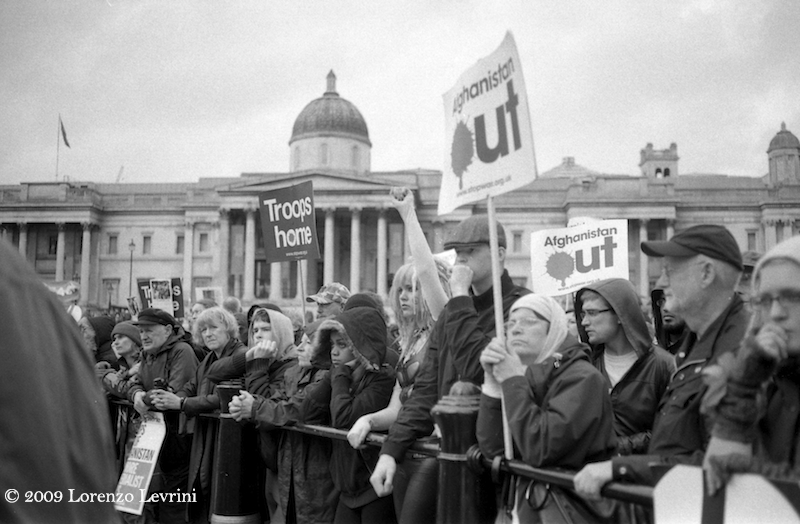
112, 321, 142, 347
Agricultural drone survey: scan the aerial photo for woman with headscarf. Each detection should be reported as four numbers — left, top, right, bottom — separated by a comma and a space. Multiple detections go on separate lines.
703, 235, 800, 493
150, 306, 246, 523
477, 294, 616, 522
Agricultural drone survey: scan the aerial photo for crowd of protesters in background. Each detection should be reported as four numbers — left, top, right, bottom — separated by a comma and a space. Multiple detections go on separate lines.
9, 184, 800, 524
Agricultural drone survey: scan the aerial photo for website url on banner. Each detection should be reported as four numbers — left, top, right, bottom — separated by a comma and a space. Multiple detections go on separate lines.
456, 175, 511, 198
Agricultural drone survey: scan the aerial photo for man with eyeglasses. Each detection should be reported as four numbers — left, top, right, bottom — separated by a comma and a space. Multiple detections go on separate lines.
574, 278, 675, 456
370, 214, 530, 505
575, 224, 750, 498
703, 235, 800, 493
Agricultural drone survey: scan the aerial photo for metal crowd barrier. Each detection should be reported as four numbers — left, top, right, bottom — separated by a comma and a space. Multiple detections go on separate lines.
109, 393, 653, 523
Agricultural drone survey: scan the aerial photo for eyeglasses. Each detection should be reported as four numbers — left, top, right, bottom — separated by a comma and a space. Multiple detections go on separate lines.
504, 317, 546, 332
579, 308, 611, 320
751, 290, 800, 311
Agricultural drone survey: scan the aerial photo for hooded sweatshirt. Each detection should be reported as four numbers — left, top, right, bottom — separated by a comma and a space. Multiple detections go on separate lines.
303, 306, 396, 508
575, 278, 675, 454
706, 236, 800, 475
88, 315, 119, 369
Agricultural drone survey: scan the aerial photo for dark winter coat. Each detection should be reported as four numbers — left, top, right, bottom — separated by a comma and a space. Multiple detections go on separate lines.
252, 363, 339, 524
381, 270, 530, 461
575, 278, 675, 454
180, 336, 247, 516
612, 293, 749, 485
303, 307, 396, 508
477, 338, 617, 524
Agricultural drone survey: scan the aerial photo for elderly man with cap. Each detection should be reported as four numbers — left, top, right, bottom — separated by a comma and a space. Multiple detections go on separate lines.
370, 214, 530, 501
306, 282, 351, 320
128, 307, 199, 524
574, 224, 750, 498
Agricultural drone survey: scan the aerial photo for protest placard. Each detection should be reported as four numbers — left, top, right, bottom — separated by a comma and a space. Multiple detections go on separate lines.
137, 278, 184, 319
114, 413, 167, 515
258, 181, 320, 263
439, 31, 537, 215
529, 219, 629, 295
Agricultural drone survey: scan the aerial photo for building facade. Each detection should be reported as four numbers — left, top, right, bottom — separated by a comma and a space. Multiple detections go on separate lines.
1, 73, 798, 311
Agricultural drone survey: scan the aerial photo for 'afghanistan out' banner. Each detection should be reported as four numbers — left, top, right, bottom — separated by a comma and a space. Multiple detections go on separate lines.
115, 413, 167, 515
529, 219, 629, 295
438, 31, 537, 215
259, 181, 320, 263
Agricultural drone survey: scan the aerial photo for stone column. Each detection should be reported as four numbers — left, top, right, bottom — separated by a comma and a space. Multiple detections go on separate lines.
269, 262, 282, 301
350, 207, 362, 293
763, 219, 778, 251
377, 209, 388, 297
80, 222, 92, 305
55, 222, 66, 281
666, 219, 675, 240
324, 208, 335, 284
218, 209, 230, 295
183, 220, 195, 305
243, 207, 256, 302
639, 219, 649, 296
17, 222, 28, 258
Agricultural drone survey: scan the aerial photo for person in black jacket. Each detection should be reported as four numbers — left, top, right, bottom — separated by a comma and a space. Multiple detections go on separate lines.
370, 214, 531, 503
575, 224, 749, 497
304, 306, 396, 524
575, 278, 675, 455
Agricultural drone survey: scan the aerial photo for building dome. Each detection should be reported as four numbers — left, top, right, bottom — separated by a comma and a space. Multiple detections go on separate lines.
290, 71, 371, 147
768, 122, 800, 153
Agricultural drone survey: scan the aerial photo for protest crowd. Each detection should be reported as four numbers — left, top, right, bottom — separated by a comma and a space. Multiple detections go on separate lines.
3, 186, 800, 524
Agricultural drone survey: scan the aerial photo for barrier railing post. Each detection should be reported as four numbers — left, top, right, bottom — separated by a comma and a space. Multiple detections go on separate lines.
431, 394, 496, 524
210, 382, 261, 524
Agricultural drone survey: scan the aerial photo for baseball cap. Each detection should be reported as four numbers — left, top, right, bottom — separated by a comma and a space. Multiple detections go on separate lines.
306, 283, 351, 305
641, 224, 743, 270
132, 308, 177, 327
443, 215, 507, 251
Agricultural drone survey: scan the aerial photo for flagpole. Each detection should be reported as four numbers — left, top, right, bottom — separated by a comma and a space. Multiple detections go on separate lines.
487, 195, 514, 461
56, 116, 61, 181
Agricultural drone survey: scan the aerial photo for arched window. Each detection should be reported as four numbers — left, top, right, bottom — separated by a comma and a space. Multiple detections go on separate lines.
664, 168, 671, 177
655, 168, 663, 178
320, 143, 328, 165
351, 146, 360, 169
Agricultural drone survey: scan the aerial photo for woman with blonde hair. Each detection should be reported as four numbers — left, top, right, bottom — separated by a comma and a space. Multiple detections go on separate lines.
347, 187, 451, 524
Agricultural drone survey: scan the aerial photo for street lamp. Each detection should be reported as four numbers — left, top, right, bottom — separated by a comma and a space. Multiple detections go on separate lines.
128, 239, 136, 297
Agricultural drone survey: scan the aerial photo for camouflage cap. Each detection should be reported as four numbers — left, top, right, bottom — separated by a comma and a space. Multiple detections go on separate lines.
306, 282, 351, 305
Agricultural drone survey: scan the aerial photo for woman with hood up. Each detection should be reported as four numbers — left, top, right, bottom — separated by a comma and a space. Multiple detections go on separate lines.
149, 306, 246, 523
303, 306, 397, 524
477, 294, 616, 523
574, 278, 676, 454
702, 235, 800, 494
230, 318, 340, 524
80, 315, 120, 370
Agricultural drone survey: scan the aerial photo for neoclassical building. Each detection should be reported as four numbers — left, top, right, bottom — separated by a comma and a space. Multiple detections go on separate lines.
1, 72, 798, 311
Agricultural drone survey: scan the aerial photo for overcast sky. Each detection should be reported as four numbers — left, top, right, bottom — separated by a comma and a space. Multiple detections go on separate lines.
1, 0, 798, 187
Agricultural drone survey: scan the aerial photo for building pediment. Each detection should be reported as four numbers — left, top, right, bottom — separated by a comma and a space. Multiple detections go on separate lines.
218, 171, 400, 195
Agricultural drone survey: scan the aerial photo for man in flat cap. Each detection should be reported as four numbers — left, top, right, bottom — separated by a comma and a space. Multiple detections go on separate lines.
306, 282, 351, 320
575, 224, 751, 496
371, 214, 530, 501
129, 308, 199, 524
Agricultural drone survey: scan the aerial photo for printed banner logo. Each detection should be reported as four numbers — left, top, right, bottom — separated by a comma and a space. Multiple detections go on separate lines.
439, 31, 537, 215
